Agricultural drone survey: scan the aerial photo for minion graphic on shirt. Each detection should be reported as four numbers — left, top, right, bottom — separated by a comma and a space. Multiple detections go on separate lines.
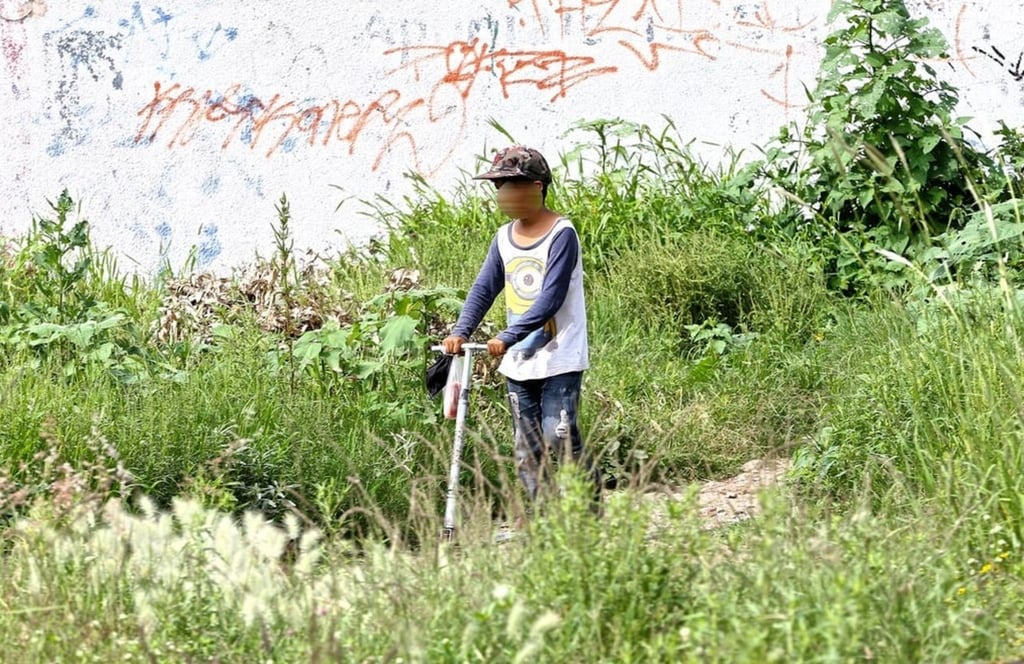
505, 256, 557, 360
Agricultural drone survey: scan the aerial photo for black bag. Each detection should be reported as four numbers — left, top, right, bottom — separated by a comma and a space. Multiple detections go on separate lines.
424, 353, 453, 399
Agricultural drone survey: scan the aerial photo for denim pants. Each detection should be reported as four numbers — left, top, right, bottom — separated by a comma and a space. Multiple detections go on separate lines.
506, 371, 599, 502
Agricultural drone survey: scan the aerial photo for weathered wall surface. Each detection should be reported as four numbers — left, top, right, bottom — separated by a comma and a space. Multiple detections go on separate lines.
1, 1, 1021, 272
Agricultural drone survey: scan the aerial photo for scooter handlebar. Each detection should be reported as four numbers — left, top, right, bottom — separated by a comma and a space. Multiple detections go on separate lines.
430, 343, 489, 353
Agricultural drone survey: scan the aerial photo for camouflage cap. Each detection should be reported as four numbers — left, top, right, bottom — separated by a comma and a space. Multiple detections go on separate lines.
473, 145, 552, 184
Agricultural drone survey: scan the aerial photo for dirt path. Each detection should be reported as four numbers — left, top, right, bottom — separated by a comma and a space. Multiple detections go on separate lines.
493, 458, 791, 542
641, 457, 792, 530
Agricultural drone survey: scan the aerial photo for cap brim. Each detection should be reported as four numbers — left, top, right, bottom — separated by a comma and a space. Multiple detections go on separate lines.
472, 170, 516, 180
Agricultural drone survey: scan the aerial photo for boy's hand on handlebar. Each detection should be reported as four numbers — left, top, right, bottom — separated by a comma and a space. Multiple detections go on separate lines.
487, 338, 507, 357
441, 335, 465, 355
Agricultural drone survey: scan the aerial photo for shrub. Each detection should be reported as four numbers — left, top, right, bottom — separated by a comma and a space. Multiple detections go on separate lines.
748, 0, 1008, 293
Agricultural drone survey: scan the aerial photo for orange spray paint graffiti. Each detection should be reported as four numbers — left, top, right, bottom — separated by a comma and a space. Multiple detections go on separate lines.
134, 37, 617, 171
133, 81, 462, 173
384, 37, 617, 103
128, 1, 998, 172
496, 0, 824, 113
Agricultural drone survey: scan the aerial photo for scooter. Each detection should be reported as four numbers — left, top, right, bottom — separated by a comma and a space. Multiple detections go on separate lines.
429, 343, 488, 541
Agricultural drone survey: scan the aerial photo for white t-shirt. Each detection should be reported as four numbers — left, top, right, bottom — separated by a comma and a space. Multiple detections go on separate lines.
494, 217, 589, 381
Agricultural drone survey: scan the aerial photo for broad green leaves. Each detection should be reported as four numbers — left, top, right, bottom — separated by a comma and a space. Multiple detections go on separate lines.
0, 191, 154, 381
378, 314, 418, 356
749, 0, 1013, 293
287, 285, 463, 384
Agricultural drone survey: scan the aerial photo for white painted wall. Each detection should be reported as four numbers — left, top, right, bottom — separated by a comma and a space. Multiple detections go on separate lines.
1, 1, 1021, 273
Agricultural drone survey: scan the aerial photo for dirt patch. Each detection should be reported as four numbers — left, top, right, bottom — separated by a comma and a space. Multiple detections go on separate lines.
642, 457, 792, 531
492, 457, 792, 543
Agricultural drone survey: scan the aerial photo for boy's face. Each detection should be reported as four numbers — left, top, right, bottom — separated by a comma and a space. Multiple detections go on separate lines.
493, 179, 544, 219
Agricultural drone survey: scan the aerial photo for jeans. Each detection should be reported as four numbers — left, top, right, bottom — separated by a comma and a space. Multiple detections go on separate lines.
506, 371, 600, 502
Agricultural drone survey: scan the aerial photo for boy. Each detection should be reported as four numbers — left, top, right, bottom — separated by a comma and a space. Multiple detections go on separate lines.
441, 145, 600, 508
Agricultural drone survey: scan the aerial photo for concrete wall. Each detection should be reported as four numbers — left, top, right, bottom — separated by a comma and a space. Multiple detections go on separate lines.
1, 1, 1021, 272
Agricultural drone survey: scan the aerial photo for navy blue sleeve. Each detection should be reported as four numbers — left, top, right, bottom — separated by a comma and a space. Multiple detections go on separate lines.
497, 227, 578, 346
450, 238, 504, 339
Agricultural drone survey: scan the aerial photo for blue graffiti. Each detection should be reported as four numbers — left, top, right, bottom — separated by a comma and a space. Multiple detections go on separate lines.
43, 3, 167, 150
41, 31, 109, 159
154, 181, 172, 203
243, 174, 265, 198
467, 14, 500, 51
155, 222, 172, 241
47, 138, 66, 158
128, 221, 149, 240
51, 6, 109, 34
76, 4, 238, 70
153, 6, 173, 26
194, 23, 239, 61
201, 175, 221, 195
47, 3, 174, 80
219, 89, 262, 148
116, 2, 173, 62
197, 224, 222, 267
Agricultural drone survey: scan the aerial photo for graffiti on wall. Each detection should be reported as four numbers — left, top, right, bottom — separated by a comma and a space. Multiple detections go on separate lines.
383, 39, 617, 103
2, 1, 1020, 271
124, 0, 832, 177
1, 0, 47, 192
44, 28, 124, 156
117, 1, 1012, 174
0, 0, 42, 88
134, 82, 432, 163
28, 4, 241, 155
132, 39, 619, 173
4, 2, 1011, 162
972, 43, 1024, 82
125, 0, 998, 177
499, 0, 821, 111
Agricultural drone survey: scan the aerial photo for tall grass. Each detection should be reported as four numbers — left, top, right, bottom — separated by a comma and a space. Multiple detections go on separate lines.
0, 332, 520, 534
794, 282, 1024, 544
2, 469, 1022, 661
